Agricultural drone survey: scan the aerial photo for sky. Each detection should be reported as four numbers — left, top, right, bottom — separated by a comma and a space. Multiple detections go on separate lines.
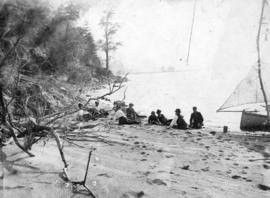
48, 0, 270, 82
78, 0, 263, 73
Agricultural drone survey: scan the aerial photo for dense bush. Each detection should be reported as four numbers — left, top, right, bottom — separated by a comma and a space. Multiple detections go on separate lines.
0, 0, 107, 84
0, 0, 111, 120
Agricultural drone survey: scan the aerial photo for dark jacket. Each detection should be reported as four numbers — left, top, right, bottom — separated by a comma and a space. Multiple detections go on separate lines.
175, 115, 187, 129
157, 114, 167, 125
190, 111, 204, 128
148, 115, 159, 124
126, 107, 137, 120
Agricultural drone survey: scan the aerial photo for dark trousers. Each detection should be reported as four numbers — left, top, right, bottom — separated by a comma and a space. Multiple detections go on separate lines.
172, 125, 187, 130
168, 120, 187, 129
190, 122, 203, 129
149, 121, 159, 125
119, 117, 140, 125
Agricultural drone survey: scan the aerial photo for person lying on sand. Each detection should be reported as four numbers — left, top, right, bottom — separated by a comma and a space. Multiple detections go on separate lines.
189, 106, 204, 129
148, 111, 160, 125
113, 105, 140, 125
167, 108, 187, 130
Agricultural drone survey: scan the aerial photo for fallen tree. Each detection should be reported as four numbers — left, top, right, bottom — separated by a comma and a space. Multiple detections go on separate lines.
0, 72, 127, 197
0, 1, 127, 197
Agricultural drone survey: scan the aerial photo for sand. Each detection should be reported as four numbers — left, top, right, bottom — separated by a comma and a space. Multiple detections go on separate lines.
1, 124, 270, 198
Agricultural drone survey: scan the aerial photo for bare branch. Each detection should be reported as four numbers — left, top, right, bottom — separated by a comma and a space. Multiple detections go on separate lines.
50, 130, 68, 168
0, 85, 34, 157
121, 87, 127, 102
0, 36, 22, 69
84, 73, 128, 107
5, 123, 35, 157
40, 74, 128, 126
6, 63, 22, 108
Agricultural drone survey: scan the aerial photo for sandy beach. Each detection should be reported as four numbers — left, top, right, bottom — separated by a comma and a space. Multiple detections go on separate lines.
1, 123, 270, 198
2, 0, 270, 197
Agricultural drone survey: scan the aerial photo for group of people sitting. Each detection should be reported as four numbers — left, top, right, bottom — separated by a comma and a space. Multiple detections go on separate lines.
113, 103, 142, 125
148, 106, 204, 129
77, 100, 204, 130
113, 102, 204, 130
78, 101, 109, 121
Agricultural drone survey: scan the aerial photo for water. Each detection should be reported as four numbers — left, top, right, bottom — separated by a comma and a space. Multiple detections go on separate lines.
104, 71, 242, 131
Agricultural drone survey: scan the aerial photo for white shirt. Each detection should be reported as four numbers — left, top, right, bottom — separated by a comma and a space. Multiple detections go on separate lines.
169, 115, 178, 128
113, 110, 126, 122
94, 106, 101, 111
79, 109, 87, 116
78, 110, 89, 121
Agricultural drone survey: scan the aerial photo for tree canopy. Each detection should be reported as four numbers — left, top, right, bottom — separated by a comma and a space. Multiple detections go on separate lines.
0, 0, 106, 85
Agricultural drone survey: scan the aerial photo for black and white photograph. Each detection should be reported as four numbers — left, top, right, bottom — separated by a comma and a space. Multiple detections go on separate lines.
0, 0, 270, 197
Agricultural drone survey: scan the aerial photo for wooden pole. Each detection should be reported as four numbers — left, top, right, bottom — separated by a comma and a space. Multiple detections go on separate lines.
256, 0, 270, 122
186, 0, 197, 65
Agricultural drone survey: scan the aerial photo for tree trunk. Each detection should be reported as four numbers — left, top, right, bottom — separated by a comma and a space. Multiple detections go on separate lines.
0, 84, 6, 124
0, 84, 34, 157
105, 49, 109, 72
62, 22, 70, 69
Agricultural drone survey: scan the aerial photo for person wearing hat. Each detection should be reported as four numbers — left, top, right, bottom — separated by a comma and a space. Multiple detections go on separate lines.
89, 100, 101, 117
156, 109, 168, 125
94, 101, 100, 111
148, 111, 160, 125
126, 103, 139, 121
77, 103, 91, 121
189, 106, 204, 129
113, 104, 140, 125
167, 108, 187, 129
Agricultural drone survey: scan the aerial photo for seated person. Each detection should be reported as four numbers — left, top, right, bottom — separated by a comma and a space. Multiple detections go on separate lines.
189, 106, 204, 129
126, 103, 139, 121
94, 101, 101, 112
113, 105, 140, 125
94, 101, 109, 117
113, 101, 126, 111
148, 111, 160, 125
88, 101, 109, 118
156, 109, 169, 125
77, 103, 92, 121
168, 108, 187, 130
